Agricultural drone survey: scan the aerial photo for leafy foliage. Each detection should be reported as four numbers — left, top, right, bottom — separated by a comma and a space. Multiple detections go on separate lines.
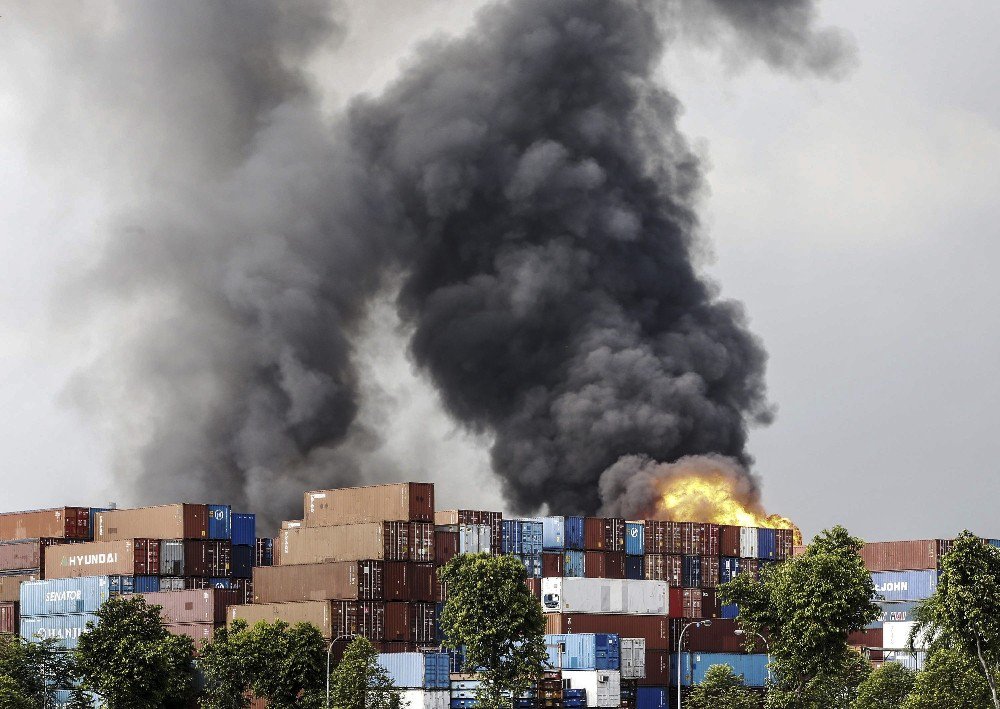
328, 636, 402, 709
0, 633, 79, 705
902, 647, 992, 708
851, 661, 916, 709
439, 553, 547, 709
0, 675, 34, 709
721, 526, 879, 708
686, 664, 761, 709
74, 594, 196, 709
199, 621, 254, 709
910, 531, 1000, 707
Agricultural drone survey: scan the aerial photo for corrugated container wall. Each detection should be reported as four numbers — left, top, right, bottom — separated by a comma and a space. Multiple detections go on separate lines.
739, 527, 758, 559
254, 560, 385, 602
278, 522, 414, 565
862, 540, 952, 572
0, 602, 16, 634
305, 483, 434, 526
20, 577, 111, 617
377, 652, 450, 689
561, 670, 621, 708
143, 589, 242, 624
544, 633, 620, 670
207, 505, 232, 540
544, 614, 670, 650
672, 652, 769, 688
757, 528, 777, 560
0, 507, 90, 541
44, 539, 159, 579
564, 551, 585, 578
625, 522, 644, 556
96, 504, 207, 541
620, 637, 646, 680
20, 613, 98, 649
0, 574, 38, 603
872, 570, 939, 602
232, 514, 256, 546
541, 578, 668, 615
542, 517, 565, 550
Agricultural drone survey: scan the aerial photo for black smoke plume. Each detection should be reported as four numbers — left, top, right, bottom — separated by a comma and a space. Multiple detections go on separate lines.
63, 0, 851, 525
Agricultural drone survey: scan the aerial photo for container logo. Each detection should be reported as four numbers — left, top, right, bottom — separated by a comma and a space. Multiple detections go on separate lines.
876, 581, 908, 593
62, 553, 119, 567
34, 626, 86, 640
44, 590, 83, 602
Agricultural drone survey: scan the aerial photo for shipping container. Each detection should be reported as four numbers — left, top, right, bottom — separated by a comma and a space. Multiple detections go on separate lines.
757, 528, 777, 560
680, 619, 768, 653
0, 507, 90, 542
232, 545, 253, 579
0, 602, 16, 634
541, 578, 668, 615
253, 560, 385, 602
306, 483, 434, 526
19, 577, 112, 617
876, 601, 918, 624
775, 529, 794, 560
620, 637, 646, 680
625, 556, 644, 580
566, 517, 586, 550
378, 652, 450, 689
20, 613, 97, 649
411, 563, 437, 602
643, 554, 682, 587
96, 504, 208, 541
848, 627, 884, 660
182, 540, 232, 577
643, 521, 666, 555
435, 530, 458, 566
640, 650, 670, 687
672, 653, 769, 688
0, 538, 80, 573
501, 520, 544, 556
635, 686, 667, 709
544, 614, 670, 650
400, 689, 449, 709
583, 518, 626, 552
719, 557, 741, 585
719, 526, 741, 558
679, 523, 699, 555
44, 539, 160, 579
434, 511, 502, 551
883, 620, 932, 650
700, 556, 720, 588
542, 516, 566, 550
207, 505, 232, 540
278, 521, 419, 564
0, 573, 37, 603
51, 689, 101, 709
625, 522, 645, 557
541, 552, 564, 578
872, 570, 938, 602
739, 527, 758, 559
681, 556, 701, 588
458, 525, 492, 555
562, 670, 620, 707
233, 514, 256, 547
160, 540, 184, 576
164, 622, 216, 646
519, 554, 542, 579
544, 633, 620, 670
143, 589, 243, 624
564, 551, 585, 578
229, 600, 387, 640
861, 540, 954, 572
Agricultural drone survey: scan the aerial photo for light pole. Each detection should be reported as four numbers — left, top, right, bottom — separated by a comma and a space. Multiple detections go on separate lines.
676, 619, 711, 709
734, 629, 771, 684
326, 633, 355, 709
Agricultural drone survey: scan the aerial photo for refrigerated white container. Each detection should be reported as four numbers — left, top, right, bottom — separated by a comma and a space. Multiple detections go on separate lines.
540, 578, 668, 614
562, 670, 621, 708
401, 690, 449, 709
458, 524, 492, 554
739, 527, 758, 559
620, 637, 646, 679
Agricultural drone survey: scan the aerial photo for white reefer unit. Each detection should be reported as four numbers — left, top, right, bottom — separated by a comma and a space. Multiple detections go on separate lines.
541, 578, 668, 615
401, 690, 449, 709
620, 638, 646, 680
562, 670, 621, 708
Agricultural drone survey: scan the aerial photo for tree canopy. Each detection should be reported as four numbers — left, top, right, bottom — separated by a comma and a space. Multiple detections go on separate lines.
852, 661, 916, 709
328, 636, 401, 709
686, 663, 761, 709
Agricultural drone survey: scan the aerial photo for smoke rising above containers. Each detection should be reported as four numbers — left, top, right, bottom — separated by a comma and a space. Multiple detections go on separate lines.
59, 0, 853, 524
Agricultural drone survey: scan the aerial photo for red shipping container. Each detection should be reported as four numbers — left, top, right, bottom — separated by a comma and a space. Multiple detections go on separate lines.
410, 522, 435, 563
541, 552, 564, 577
544, 613, 670, 650
849, 627, 884, 662
331, 601, 386, 640
383, 562, 410, 601
699, 556, 720, 588
775, 529, 794, 560
583, 518, 606, 551
682, 619, 768, 653
679, 523, 698, 555
606, 519, 626, 552
638, 650, 670, 686
667, 522, 683, 554
525, 578, 542, 600
0, 601, 16, 635
584, 551, 605, 578
643, 521, 666, 555
385, 602, 437, 643
861, 540, 952, 572
0, 508, 90, 542
644, 554, 682, 587
702, 588, 719, 619
719, 526, 741, 558
604, 552, 626, 579
435, 531, 458, 566
668, 587, 683, 618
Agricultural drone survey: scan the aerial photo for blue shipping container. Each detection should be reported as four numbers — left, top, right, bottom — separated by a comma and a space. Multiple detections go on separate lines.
52, 689, 101, 708
565, 517, 585, 550
721, 604, 739, 619
20, 577, 111, 617
626, 521, 645, 556
872, 571, 938, 602
232, 545, 254, 579
232, 513, 256, 546
255, 537, 274, 567
520, 521, 543, 555
542, 516, 565, 550
209, 578, 233, 589
21, 613, 98, 649
378, 652, 450, 689
636, 687, 668, 709
564, 550, 585, 578
87, 508, 110, 540
108, 576, 134, 595
720, 557, 741, 584
682, 556, 702, 587
672, 652, 769, 688
757, 528, 777, 560
519, 554, 542, 579
544, 633, 620, 670
626, 555, 644, 580
207, 504, 232, 540
135, 576, 160, 593
878, 601, 918, 624
502, 520, 519, 554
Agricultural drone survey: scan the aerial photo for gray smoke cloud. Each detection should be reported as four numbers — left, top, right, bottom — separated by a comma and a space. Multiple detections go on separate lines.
60, 0, 851, 526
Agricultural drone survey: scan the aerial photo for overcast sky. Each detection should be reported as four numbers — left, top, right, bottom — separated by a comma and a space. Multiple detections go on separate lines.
1, 1, 998, 541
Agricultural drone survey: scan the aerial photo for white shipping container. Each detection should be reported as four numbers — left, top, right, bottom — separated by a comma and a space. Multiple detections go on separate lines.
739, 527, 758, 559
458, 524, 492, 555
620, 638, 646, 680
540, 578, 668, 615
401, 689, 449, 709
883, 621, 933, 650
562, 670, 621, 708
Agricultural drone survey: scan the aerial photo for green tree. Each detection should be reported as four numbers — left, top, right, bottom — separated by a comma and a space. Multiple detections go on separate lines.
0, 675, 33, 709
0, 634, 77, 705
902, 647, 992, 708
721, 526, 880, 708
74, 594, 196, 709
439, 553, 547, 709
686, 664, 761, 709
851, 661, 916, 709
909, 531, 1000, 708
328, 636, 401, 709
199, 621, 254, 709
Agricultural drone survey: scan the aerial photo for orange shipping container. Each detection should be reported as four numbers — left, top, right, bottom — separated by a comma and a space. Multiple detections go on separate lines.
95, 504, 208, 541
0, 508, 90, 542
304, 483, 434, 526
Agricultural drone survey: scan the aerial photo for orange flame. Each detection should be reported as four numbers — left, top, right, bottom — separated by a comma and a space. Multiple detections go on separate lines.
654, 473, 802, 544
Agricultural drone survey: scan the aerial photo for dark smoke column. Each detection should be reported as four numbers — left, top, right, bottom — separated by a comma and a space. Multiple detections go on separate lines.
353, 0, 850, 515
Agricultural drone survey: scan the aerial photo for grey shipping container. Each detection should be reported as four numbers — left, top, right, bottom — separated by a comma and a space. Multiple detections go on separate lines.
304, 483, 435, 526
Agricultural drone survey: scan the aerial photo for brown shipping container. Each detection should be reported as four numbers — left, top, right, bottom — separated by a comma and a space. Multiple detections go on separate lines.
0, 538, 64, 573
680, 523, 698, 555
700, 524, 720, 556
700, 556, 720, 588
644, 521, 667, 555
792, 545, 807, 558
331, 601, 386, 640
278, 522, 411, 565
702, 589, 719, 618
165, 622, 216, 647
584, 551, 606, 578
775, 529, 794, 560
183, 540, 231, 577
0, 573, 37, 603
644, 554, 682, 587
254, 560, 384, 603
385, 602, 434, 642
305, 483, 434, 526
435, 531, 458, 566
144, 589, 243, 624
44, 539, 159, 578
410, 522, 435, 562
861, 540, 953, 572
0, 601, 16, 635
666, 522, 683, 554
96, 504, 208, 541
604, 552, 626, 579
230, 601, 334, 638
681, 619, 768, 653
719, 526, 741, 558
525, 578, 542, 600
0, 507, 90, 542
544, 613, 671, 650
680, 587, 719, 619
583, 518, 607, 551
639, 650, 670, 687
384, 561, 412, 601
410, 563, 436, 602
541, 552, 564, 577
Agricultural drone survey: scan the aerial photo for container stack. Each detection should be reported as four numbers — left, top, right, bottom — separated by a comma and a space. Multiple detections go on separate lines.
232, 483, 439, 654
